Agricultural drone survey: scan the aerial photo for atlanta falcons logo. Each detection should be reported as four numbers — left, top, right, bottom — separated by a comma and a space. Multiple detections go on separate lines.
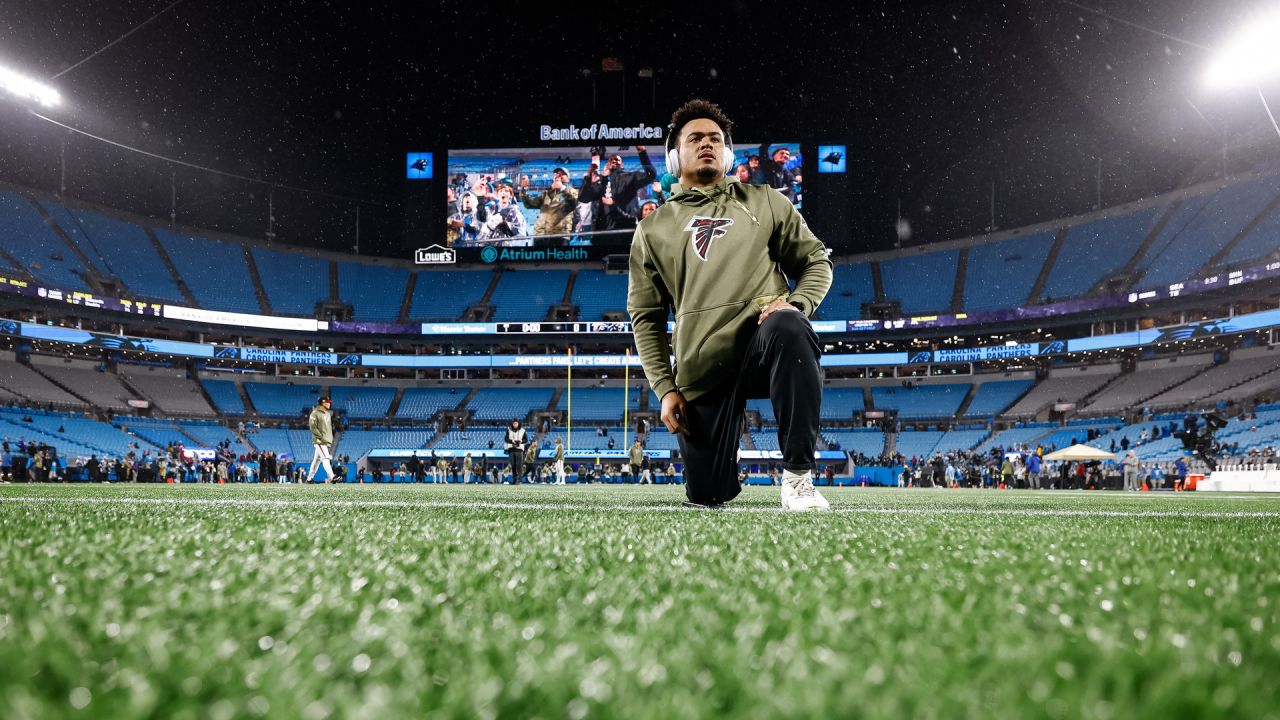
685, 216, 735, 261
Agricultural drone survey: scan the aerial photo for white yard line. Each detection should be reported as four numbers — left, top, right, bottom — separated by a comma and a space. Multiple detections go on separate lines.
0, 494, 1277, 519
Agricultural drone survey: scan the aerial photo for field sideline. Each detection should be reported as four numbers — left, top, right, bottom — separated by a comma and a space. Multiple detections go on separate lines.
2, 484, 1278, 719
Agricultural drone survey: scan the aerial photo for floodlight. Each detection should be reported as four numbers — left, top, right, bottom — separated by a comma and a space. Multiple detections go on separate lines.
1203, 9, 1280, 90
0, 64, 60, 107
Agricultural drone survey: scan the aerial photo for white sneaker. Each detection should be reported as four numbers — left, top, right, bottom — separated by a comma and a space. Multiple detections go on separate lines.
781, 470, 831, 511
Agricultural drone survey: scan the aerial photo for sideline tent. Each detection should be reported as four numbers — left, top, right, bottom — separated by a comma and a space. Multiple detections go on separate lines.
1043, 444, 1117, 461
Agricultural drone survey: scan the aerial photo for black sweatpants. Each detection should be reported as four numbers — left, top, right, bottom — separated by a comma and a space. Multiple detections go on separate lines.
677, 310, 822, 505
508, 449, 524, 484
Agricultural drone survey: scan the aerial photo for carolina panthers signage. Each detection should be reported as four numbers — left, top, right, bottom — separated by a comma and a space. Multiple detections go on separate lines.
9, 307, 1280, 368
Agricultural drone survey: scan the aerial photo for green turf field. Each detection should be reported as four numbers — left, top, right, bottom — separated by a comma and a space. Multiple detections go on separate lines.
1, 484, 1279, 719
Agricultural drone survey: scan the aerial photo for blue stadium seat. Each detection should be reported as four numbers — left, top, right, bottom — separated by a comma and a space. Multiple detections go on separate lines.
822, 429, 885, 457
976, 426, 1054, 453
467, 387, 555, 421
250, 428, 314, 459
337, 261, 409, 322
894, 431, 945, 459
201, 379, 245, 415
572, 270, 630, 320
0, 191, 94, 290
880, 250, 959, 313
409, 270, 493, 321
330, 386, 396, 419
1, 413, 158, 458
336, 428, 435, 460
642, 430, 682, 451
747, 398, 776, 424
251, 247, 329, 316
396, 387, 468, 419
542, 427, 629, 454
821, 388, 866, 421
933, 429, 990, 454
872, 384, 970, 419
963, 232, 1056, 312
489, 270, 570, 322
1137, 175, 1280, 288
430, 428, 507, 450
154, 229, 261, 313
111, 419, 195, 450
1041, 207, 1162, 300
557, 387, 642, 422
244, 382, 322, 418
964, 379, 1034, 418
180, 423, 241, 449
1222, 195, 1280, 267
46, 204, 185, 302
816, 263, 875, 320
750, 430, 781, 451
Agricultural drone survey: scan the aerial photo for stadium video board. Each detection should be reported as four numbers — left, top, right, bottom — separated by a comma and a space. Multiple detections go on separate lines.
438, 141, 804, 262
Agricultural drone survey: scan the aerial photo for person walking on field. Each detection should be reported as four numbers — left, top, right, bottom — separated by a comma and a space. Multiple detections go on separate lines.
553, 437, 567, 485
306, 397, 336, 484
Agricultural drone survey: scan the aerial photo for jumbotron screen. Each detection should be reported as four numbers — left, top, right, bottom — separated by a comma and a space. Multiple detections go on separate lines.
443, 142, 803, 250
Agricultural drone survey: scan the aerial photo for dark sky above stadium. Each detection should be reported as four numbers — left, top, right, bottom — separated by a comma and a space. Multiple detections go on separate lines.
1, 0, 1277, 257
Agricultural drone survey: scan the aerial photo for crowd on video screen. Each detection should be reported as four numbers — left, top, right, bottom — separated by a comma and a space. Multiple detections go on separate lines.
444, 142, 802, 248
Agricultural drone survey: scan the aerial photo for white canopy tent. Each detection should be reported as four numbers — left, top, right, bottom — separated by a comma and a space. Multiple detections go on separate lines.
1043, 444, 1117, 462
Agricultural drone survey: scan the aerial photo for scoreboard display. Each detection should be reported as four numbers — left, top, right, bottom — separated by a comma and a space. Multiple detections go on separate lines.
1, 273, 162, 317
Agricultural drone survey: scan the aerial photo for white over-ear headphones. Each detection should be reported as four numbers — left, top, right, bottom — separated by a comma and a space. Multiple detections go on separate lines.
665, 122, 735, 177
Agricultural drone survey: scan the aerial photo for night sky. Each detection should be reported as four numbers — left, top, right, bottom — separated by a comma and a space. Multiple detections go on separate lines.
1, 0, 1277, 258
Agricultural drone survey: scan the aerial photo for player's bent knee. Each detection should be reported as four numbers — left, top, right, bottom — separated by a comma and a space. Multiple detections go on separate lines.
763, 310, 815, 343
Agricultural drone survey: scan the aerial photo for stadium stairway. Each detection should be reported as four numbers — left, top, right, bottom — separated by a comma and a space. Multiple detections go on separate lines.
1114, 202, 1179, 292
1077, 372, 1126, 414
397, 274, 417, 323
1202, 191, 1280, 273
1025, 228, 1068, 306
558, 272, 579, 319
884, 429, 898, 457
386, 387, 407, 418
242, 246, 272, 314
0, 248, 32, 282
472, 272, 504, 319
27, 197, 108, 287
28, 364, 94, 407
195, 378, 224, 417
115, 373, 151, 409
1166, 359, 1280, 407
1138, 370, 1208, 412
236, 383, 256, 416
868, 262, 885, 303
328, 261, 340, 303
457, 388, 479, 418
548, 387, 564, 420
953, 385, 981, 418
949, 248, 968, 313
143, 227, 199, 307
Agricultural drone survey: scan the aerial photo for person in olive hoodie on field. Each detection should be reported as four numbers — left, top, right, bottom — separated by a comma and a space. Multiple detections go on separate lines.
627, 99, 833, 511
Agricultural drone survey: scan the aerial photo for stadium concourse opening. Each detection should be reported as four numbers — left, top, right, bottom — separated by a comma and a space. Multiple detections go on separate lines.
4, 1, 1280, 716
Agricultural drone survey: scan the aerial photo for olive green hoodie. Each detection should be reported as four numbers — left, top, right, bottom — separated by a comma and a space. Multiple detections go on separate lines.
309, 404, 333, 446
627, 177, 832, 402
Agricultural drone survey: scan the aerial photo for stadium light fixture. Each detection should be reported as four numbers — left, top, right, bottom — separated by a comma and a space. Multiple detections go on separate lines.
1202, 9, 1280, 90
0, 64, 60, 107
